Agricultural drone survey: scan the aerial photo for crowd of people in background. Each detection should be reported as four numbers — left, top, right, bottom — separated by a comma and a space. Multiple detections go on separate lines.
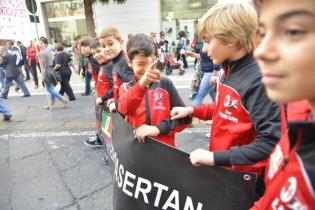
1, 0, 314, 208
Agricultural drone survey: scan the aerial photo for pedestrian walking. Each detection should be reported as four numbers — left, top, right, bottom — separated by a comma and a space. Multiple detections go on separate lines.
0, 46, 30, 99
38, 37, 69, 109
0, 99, 12, 121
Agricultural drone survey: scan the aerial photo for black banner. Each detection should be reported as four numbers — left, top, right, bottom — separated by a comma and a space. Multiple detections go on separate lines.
101, 112, 256, 210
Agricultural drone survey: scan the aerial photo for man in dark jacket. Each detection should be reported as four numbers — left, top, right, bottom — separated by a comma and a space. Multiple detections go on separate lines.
17, 41, 32, 81
0, 46, 30, 99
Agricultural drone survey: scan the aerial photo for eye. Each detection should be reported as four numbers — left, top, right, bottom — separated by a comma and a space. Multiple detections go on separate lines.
284, 29, 305, 37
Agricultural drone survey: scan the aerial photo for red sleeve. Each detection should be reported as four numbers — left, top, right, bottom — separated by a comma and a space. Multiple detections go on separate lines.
249, 199, 263, 210
91, 69, 98, 85
118, 82, 147, 115
193, 103, 216, 120
26, 47, 36, 57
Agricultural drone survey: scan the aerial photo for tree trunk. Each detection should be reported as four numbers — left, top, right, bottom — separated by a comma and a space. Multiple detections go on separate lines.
83, 0, 97, 37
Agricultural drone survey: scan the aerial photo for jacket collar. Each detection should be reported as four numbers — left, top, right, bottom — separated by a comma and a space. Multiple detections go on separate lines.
223, 52, 254, 74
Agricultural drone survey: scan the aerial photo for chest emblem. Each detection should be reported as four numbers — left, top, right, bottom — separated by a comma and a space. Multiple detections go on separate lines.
154, 92, 164, 101
224, 94, 238, 109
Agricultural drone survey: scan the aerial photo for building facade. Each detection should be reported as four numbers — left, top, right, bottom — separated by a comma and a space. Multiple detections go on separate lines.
4, 0, 217, 48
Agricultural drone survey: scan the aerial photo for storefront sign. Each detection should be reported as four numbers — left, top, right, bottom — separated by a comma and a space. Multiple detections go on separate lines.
43, 0, 84, 18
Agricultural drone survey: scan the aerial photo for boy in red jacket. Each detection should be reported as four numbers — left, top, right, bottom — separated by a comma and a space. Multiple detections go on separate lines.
250, 0, 315, 208
98, 26, 134, 102
170, 1, 281, 198
116, 33, 191, 147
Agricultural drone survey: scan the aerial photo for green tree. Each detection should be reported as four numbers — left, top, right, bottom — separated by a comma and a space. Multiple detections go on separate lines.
83, 0, 127, 37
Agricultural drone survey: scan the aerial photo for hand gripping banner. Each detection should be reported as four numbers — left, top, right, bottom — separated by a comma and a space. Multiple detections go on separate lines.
101, 112, 256, 210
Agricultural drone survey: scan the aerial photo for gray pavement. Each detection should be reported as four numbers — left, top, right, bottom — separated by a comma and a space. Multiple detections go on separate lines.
0, 63, 211, 210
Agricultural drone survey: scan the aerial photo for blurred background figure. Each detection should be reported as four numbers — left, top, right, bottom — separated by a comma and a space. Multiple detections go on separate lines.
17, 41, 32, 81
26, 40, 41, 89
53, 42, 76, 101
0, 99, 12, 121
176, 31, 188, 69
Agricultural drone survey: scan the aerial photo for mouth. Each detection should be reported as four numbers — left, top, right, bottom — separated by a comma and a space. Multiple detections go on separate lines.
261, 73, 285, 86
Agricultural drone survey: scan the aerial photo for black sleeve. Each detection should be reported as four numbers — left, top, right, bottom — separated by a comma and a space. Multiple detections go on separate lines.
155, 78, 191, 135
90, 57, 100, 74
101, 90, 114, 102
214, 78, 281, 166
119, 62, 134, 82
100, 62, 114, 102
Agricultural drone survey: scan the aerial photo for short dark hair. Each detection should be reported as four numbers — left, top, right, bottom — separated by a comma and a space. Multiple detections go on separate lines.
40, 37, 48, 44
90, 39, 101, 49
17, 41, 22, 45
126, 33, 158, 61
80, 36, 93, 47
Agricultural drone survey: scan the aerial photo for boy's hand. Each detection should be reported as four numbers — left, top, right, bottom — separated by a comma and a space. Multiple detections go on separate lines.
135, 124, 160, 142
107, 99, 117, 112
210, 75, 218, 86
190, 149, 214, 167
170, 106, 193, 120
96, 97, 103, 106
139, 59, 160, 89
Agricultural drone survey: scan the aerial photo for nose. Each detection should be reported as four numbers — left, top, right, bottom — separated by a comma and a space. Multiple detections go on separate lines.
254, 33, 279, 62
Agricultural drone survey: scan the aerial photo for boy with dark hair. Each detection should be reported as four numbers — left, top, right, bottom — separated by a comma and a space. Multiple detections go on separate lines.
84, 39, 114, 150
251, 0, 315, 208
170, 1, 282, 198
116, 33, 191, 147
80, 37, 105, 147
79, 36, 95, 96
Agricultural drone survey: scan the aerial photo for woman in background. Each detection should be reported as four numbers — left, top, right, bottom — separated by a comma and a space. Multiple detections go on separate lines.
53, 43, 76, 101
39, 37, 69, 109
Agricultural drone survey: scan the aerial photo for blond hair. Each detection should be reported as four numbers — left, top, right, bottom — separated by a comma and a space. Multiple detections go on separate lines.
196, 1, 258, 53
98, 26, 122, 41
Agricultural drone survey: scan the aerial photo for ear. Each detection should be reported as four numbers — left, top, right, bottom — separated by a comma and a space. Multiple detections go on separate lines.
119, 39, 124, 49
126, 56, 133, 68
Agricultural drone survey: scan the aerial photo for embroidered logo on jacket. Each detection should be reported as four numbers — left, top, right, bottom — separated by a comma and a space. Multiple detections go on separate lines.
223, 94, 238, 109
153, 92, 164, 101
271, 176, 308, 209
153, 92, 166, 110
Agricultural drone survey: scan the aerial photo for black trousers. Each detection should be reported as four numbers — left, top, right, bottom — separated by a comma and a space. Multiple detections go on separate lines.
59, 70, 76, 100
177, 53, 188, 68
30, 60, 41, 86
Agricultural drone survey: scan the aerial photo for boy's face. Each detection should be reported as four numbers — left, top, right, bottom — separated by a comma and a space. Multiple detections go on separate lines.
202, 36, 236, 65
81, 45, 91, 57
254, 0, 315, 103
92, 46, 108, 64
38, 41, 45, 50
100, 36, 123, 60
127, 54, 157, 80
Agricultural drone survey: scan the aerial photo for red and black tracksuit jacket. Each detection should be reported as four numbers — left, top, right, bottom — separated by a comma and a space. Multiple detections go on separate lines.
112, 51, 134, 100
97, 61, 114, 102
251, 100, 315, 209
193, 53, 282, 176
118, 77, 192, 147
